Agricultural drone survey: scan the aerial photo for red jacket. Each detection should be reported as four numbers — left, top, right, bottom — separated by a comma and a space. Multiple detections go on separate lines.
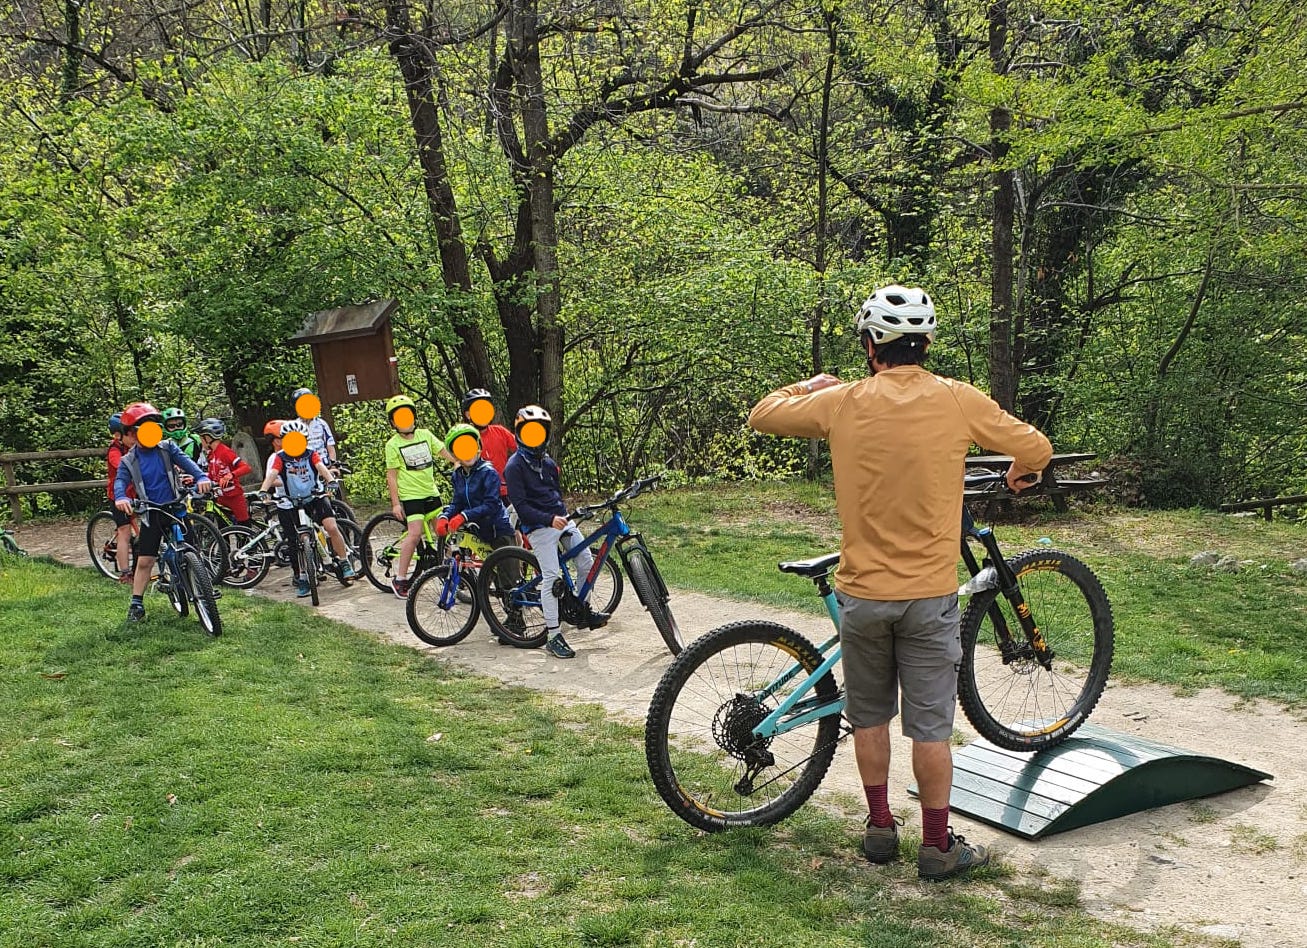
478, 423, 517, 497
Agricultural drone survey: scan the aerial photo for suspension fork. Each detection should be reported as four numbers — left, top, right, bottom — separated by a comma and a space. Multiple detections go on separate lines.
962, 518, 1052, 667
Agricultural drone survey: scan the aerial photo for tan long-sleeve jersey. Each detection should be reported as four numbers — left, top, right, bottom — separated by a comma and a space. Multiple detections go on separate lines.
748, 366, 1052, 600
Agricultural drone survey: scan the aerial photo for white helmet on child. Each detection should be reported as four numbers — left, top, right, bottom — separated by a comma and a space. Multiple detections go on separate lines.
855, 285, 937, 344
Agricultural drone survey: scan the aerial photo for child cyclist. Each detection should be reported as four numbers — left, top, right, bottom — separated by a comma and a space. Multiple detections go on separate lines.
459, 389, 516, 498
503, 405, 607, 660
113, 402, 213, 622
259, 418, 355, 597
162, 407, 204, 462
196, 418, 254, 526
291, 387, 338, 464
105, 412, 134, 582
383, 395, 442, 599
437, 424, 520, 618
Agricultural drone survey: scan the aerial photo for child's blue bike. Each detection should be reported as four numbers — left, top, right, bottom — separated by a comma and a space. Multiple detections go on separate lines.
477, 476, 683, 655
644, 471, 1113, 831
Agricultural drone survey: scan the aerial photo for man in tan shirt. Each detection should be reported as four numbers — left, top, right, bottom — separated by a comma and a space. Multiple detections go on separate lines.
749, 285, 1052, 880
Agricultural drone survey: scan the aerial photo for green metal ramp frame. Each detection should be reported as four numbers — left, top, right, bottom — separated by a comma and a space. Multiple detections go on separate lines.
910, 723, 1271, 839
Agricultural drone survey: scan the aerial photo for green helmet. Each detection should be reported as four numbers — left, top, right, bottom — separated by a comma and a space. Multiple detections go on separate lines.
443, 422, 480, 454
162, 407, 189, 441
386, 394, 417, 429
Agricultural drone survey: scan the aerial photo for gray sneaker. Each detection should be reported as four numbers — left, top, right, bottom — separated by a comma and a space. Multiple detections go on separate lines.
862, 815, 903, 864
917, 830, 990, 881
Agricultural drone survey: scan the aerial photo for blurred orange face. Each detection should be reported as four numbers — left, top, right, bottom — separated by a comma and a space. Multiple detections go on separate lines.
282, 431, 308, 457
450, 432, 480, 464
517, 420, 548, 449
390, 406, 416, 431
136, 421, 164, 448
295, 392, 321, 420
466, 398, 495, 428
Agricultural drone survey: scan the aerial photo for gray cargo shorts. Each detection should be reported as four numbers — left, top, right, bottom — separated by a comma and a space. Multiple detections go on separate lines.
837, 592, 962, 742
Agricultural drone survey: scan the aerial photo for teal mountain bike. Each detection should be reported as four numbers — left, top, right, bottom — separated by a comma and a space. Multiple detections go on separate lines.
644, 472, 1114, 831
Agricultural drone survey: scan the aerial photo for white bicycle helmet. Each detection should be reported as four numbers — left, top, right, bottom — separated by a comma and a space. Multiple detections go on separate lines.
280, 419, 309, 437
855, 285, 937, 344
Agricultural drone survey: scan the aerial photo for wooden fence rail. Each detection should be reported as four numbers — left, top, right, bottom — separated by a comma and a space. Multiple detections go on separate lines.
1219, 495, 1307, 522
0, 448, 105, 523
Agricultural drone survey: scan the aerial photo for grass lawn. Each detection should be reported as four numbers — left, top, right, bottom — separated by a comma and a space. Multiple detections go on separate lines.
630, 480, 1307, 707
0, 555, 1185, 947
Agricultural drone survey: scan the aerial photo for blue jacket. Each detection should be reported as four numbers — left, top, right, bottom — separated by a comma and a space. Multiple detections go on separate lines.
114, 439, 209, 505
442, 460, 513, 539
504, 447, 566, 533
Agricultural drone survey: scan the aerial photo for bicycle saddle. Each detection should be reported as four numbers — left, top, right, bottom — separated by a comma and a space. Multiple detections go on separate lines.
777, 552, 840, 578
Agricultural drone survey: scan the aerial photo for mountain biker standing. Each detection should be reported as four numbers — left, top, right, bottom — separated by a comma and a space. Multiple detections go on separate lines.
196, 418, 254, 526
259, 418, 354, 597
292, 386, 338, 465
460, 389, 516, 498
105, 412, 134, 582
748, 285, 1052, 881
113, 402, 213, 622
382, 395, 443, 599
162, 408, 204, 463
503, 405, 608, 660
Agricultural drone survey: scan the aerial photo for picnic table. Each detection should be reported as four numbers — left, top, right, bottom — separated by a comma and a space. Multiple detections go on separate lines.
964, 452, 1106, 512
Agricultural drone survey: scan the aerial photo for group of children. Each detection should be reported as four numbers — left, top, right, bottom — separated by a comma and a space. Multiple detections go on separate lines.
385, 389, 605, 660
105, 386, 601, 658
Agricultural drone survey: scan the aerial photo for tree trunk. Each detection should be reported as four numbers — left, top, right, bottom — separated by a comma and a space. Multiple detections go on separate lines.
987, 0, 1016, 412
386, 2, 494, 394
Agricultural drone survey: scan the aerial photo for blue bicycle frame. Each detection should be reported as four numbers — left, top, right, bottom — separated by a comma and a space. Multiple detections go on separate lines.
506, 508, 634, 610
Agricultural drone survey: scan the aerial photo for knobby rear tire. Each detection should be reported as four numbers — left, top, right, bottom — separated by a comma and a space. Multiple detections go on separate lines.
181, 550, 222, 637
301, 531, 320, 606
645, 621, 840, 831
162, 555, 188, 618
360, 513, 406, 592
958, 549, 1113, 752
477, 546, 547, 648
626, 547, 684, 655
87, 510, 127, 579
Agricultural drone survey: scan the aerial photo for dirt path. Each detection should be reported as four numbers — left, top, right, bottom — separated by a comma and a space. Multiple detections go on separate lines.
14, 518, 1301, 947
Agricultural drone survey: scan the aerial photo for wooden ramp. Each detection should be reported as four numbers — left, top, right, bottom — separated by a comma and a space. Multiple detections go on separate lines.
910, 723, 1272, 839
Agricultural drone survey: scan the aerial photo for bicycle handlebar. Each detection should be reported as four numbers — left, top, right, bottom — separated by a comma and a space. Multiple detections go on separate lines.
570, 475, 662, 521
964, 469, 1043, 494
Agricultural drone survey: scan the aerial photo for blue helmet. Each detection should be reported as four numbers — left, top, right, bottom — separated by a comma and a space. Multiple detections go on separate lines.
108, 412, 124, 435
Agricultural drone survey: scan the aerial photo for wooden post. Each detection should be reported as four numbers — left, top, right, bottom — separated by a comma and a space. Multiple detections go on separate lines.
1, 460, 20, 523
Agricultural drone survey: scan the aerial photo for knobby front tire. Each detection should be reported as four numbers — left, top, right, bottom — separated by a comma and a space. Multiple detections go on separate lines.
958, 549, 1114, 752
360, 513, 406, 592
181, 550, 222, 637
645, 621, 841, 832
407, 566, 480, 647
187, 514, 229, 585
588, 555, 623, 616
162, 556, 188, 618
478, 546, 548, 648
625, 547, 684, 655
300, 532, 320, 606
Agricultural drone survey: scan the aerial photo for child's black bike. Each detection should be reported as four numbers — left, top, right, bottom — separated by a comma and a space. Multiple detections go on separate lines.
478, 476, 682, 654
129, 500, 222, 637
644, 471, 1114, 831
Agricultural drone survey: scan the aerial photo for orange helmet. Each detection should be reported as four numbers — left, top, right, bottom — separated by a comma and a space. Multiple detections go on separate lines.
263, 420, 286, 437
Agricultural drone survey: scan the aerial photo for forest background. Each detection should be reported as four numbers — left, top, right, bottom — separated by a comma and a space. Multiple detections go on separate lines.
1, 0, 1304, 511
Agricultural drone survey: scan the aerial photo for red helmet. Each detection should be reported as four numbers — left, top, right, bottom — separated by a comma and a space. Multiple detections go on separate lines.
263, 419, 286, 437
120, 402, 163, 428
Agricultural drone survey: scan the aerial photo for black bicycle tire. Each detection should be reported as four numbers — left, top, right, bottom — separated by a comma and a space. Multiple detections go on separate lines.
86, 510, 125, 579
406, 567, 480, 647
360, 512, 406, 592
625, 547, 684, 656
958, 549, 1114, 752
181, 550, 222, 636
162, 554, 188, 618
218, 524, 271, 588
187, 513, 229, 584
301, 531, 320, 606
645, 620, 841, 831
477, 546, 547, 648
330, 497, 357, 524
589, 555, 624, 616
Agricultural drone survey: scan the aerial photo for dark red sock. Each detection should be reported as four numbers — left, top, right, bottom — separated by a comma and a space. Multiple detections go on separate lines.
864, 783, 893, 828
922, 806, 950, 850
